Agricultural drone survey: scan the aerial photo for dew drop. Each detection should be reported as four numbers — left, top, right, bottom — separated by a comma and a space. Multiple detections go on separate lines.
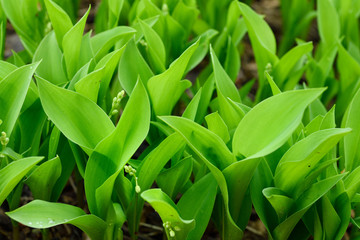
28, 222, 32, 225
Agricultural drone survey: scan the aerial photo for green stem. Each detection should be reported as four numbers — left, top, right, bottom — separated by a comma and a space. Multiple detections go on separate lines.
42, 228, 51, 240
11, 220, 19, 240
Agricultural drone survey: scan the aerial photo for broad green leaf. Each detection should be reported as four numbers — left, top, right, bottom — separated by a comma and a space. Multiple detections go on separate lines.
275, 128, 351, 196
233, 88, 325, 158
26, 156, 61, 201
63, 7, 90, 79
182, 88, 202, 121
138, 18, 166, 72
223, 157, 261, 229
273, 42, 313, 87
159, 116, 242, 239
321, 195, 341, 239
125, 133, 186, 235
205, 112, 230, 143
177, 174, 217, 240
157, 157, 193, 200
91, 26, 136, 62
75, 68, 105, 102
0, 0, 44, 55
159, 116, 234, 170
317, 0, 340, 47
33, 31, 68, 85
44, 0, 73, 49
194, 75, 215, 123
148, 40, 199, 116
237, 2, 278, 99
342, 84, 360, 171
333, 193, 351, 240
6, 200, 107, 240
118, 38, 153, 94
210, 45, 241, 102
172, 0, 199, 36
50, 142, 76, 201
266, 72, 281, 95
224, 36, 241, 82
186, 29, 218, 73
0, 61, 17, 80
37, 77, 114, 150
272, 174, 345, 239
344, 166, 360, 200
251, 160, 278, 233
336, 44, 360, 118
95, 47, 125, 103
0, 62, 39, 135
141, 189, 195, 239
84, 80, 150, 214
0, 157, 43, 205
18, 99, 46, 156
263, 187, 295, 222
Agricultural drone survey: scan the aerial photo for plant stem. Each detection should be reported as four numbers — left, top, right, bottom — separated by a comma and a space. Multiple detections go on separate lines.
11, 220, 19, 240
42, 228, 51, 240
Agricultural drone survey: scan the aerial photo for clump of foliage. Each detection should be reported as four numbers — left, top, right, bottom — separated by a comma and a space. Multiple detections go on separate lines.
1, 0, 360, 239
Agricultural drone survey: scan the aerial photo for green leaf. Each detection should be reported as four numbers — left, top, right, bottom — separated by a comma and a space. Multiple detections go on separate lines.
6, 200, 107, 240
26, 156, 62, 201
177, 174, 217, 240
237, 2, 278, 99
266, 72, 281, 95
0, 157, 43, 205
91, 26, 136, 62
125, 133, 186, 236
157, 157, 193, 200
182, 88, 202, 121
159, 116, 234, 170
317, 0, 340, 46
33, 31, 68, 85
275, 128, 351, 196
342, 88, 360, 171
0, 62, 39, 135
75, 68, 105, 102
37, 77, 114, 150
84, 80, 150, 214
344, 166, 360, 200
273, 42, 313, 87
263, 187, 295, 222
205, 112, 230, 144
44, 0, 73, 49
141, 189, 195, 239
272, 174, 346, 239
0, 0, 44, 55
118, 38, 153, 94
62, 7, 90, 79
138, 18, 166, 72
210, 45, 241, 102
223, 157, 261, 228
232, 88, 325, 158
148, 40, 199, 116
0, 61, 17, 80
95, 47, 125, 103
159, 116, 242, 238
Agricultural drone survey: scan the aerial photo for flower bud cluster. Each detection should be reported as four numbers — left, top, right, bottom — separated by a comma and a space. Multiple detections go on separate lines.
0, 131, 9, 147
109, 90, 125, 117
124, 164, 141, 193
163, 221, 180, 238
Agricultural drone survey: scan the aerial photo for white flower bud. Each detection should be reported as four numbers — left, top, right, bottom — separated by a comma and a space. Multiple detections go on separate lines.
135, 185, 141, 193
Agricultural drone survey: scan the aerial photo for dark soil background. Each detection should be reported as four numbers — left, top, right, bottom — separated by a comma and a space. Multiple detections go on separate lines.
0, 0, 352, 239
